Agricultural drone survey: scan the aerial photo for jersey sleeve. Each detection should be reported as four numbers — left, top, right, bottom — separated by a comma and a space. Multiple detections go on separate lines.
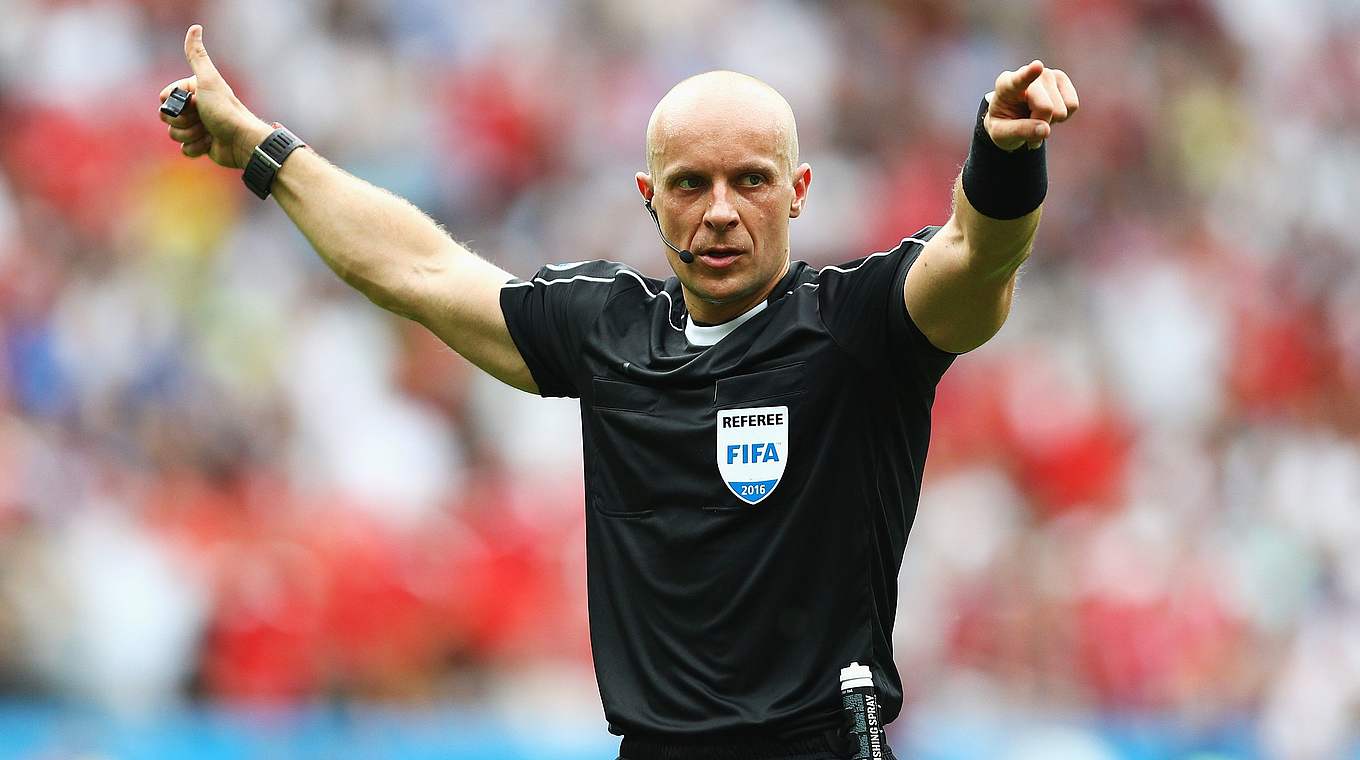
817, 226, 959, 386
499, 261, 623, 398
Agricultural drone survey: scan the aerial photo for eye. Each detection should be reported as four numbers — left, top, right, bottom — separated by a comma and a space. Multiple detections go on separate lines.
676, 176, 702, 190
737, 173, 766, 187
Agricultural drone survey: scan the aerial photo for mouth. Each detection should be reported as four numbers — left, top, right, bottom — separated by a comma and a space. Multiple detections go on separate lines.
695, 246, 745, 269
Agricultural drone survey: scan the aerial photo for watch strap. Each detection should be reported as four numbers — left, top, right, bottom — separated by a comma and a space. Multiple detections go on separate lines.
242, 124, 306, 200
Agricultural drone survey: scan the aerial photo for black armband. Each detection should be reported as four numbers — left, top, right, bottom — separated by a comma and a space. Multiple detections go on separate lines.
961, 97, 1047, 220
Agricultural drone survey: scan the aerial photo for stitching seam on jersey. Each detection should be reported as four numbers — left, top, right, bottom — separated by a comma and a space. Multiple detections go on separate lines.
543, 260, 593, 271
608, 272, 683, 333
782, 236, 933, 299
615, 270, 684, 333
811, 237, 930, 374
504, 269, 683, 333
539, 274, 619, 285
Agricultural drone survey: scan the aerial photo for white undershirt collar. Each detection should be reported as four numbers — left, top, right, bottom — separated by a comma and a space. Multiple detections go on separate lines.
684, 300, 768, 346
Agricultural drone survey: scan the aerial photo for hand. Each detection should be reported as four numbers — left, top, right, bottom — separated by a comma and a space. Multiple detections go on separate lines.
984, 60, 1080, 152
158, 24, 273, 169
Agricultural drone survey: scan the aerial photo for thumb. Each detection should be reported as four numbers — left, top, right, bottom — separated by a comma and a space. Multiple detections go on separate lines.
184, 24, 222, 84
985, 117, 1050, 151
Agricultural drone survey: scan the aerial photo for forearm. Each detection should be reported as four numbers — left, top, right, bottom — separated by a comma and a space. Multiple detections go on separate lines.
901, 115, 1045, 354
901, 61, 1076, 354
253, 138, 532, 390
261, 132, 464, 319
162, 27, 535, 392
947, 173, 1041, 281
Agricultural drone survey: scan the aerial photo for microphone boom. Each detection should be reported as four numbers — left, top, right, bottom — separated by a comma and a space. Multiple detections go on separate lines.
645, 200, 694, 264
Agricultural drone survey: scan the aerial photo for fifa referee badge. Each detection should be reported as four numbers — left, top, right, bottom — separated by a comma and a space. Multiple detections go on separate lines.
716, 406, 789, 504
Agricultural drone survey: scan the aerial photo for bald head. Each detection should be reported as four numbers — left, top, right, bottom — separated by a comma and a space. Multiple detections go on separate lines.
636, 71, 813, 323
645, 71, 799, 180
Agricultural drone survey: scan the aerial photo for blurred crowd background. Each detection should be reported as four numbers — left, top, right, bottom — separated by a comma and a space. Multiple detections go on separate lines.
0, 0, 1357, 758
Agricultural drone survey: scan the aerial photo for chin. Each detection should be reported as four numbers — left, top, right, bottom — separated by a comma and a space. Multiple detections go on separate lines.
691, 279, 759, 306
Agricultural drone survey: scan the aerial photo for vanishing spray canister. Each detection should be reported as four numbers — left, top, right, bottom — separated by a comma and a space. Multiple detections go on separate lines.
839, 661, 885, 760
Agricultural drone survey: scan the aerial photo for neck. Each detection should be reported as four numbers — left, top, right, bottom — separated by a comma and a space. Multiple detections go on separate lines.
682, 260, 790, 325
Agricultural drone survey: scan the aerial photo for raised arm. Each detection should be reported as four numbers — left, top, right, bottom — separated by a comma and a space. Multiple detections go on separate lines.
905, 61, 1080, 354
159, 25, 537, 393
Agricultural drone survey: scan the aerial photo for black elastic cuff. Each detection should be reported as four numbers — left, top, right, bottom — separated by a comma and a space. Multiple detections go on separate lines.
961, 97, 1047, 220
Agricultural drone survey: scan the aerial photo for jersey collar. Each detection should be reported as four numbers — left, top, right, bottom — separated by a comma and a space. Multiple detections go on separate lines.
684, 300, 768, 346
680, 262, 808, 346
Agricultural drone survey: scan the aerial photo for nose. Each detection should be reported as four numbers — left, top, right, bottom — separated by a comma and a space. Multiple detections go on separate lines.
702, 181, 740, 233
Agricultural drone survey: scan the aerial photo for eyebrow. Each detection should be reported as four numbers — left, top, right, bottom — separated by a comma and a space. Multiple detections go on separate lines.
664, 159, 782, 180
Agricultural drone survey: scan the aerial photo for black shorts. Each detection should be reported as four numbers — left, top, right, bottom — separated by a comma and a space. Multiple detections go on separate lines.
616, 729, 899, 760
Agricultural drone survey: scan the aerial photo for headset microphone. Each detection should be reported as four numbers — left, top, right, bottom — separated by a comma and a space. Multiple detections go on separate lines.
644, 199, 694, 264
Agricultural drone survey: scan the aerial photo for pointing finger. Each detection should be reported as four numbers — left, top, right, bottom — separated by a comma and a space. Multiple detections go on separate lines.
183, 25, 222, 84
995, 60, 1045, 104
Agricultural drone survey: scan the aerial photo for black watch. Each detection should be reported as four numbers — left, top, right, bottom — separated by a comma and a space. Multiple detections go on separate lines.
242, 123, 306, 199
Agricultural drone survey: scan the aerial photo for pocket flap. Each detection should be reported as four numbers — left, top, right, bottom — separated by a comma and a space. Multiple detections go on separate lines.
591, 377, 659, 413
715, 362, 806, 407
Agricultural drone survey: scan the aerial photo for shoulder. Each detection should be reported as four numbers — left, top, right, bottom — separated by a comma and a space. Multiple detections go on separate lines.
811, 226, 942, 284
503, 259, 648, 287
502, 259, 668, 301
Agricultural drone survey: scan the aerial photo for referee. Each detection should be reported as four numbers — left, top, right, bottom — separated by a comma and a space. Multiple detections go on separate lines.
160, 24, 1078, 760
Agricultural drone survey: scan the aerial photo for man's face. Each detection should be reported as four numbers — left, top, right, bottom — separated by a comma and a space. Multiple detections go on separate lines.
637, 92, 811, 323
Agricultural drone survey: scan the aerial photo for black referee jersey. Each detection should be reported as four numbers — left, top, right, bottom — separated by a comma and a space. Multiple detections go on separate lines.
499, 225, 957, 740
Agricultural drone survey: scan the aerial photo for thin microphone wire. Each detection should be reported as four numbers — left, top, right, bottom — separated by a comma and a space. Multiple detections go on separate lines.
645, 200, 694, 263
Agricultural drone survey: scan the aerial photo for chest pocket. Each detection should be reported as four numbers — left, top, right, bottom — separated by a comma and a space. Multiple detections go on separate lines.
585, 365, 807, 516
709, 362, 806, 510
715, 362, 806, 408
592, 376, 659, 414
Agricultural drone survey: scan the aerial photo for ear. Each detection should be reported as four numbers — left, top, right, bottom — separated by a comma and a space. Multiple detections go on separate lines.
636, 171, 654, 203
788, 163, 812, 219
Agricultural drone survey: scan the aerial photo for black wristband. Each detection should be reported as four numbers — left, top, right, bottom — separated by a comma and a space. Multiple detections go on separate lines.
961, 97, 1047, 220
242, 124, 306, 200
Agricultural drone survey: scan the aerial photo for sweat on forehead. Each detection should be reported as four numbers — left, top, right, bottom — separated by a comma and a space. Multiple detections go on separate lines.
645, 71, 799, 177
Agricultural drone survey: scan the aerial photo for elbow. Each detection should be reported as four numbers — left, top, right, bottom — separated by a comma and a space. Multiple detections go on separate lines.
920, 306, 1010, 354
910, 266, 1018, 354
